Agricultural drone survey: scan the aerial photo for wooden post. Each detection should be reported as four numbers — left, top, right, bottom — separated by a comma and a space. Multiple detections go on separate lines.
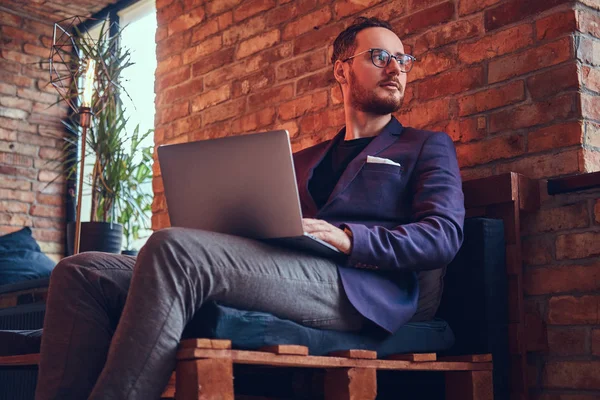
324, 368, 377, 400
175, 358, 234, 400
445, 370, 493, 400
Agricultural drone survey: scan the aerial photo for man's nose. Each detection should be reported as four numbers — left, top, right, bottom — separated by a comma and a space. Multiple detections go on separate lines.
385, 58, 401, 75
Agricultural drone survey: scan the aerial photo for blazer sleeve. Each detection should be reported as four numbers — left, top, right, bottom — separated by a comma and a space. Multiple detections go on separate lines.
343, 132, 465, 271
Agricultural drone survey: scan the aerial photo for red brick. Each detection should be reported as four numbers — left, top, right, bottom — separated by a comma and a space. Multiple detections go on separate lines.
248, 84, 294, 111
156, 25, 168, 43
414, 16, 483, 55
579, 36, 600, 66
231, 107, 276, 134
245, 43, 294, 72
489, 37, 573, 83
582, 93, 600, 121
218, 11, 233, 30
283, 7, 332, 41
191, 50, 234, 77
485, 0, 571, 31
160, 102, 189, 124
578, 9, 600, 39
223, 16, 266, 46
170, 114, 203, 138
526, 63, 580, 100
33, 218, 62, 230
458, 80, 525, 117
236, 30, 280, 59
525, 264, 600, 295
489, 93, 578, 134
536, 10, 577, 41
588, 122, 600, 150
557, 231, 600, 260
593, 329, 600, 356
36, 193, 63, 207
0, 96, 32, 112
157, 1, 184, 24
0, 213, 32, 227
296, 69, 336, 96
0, 189, 35, 203
164, 77, 205, 105
294, 22, 344, 56
0, 199, 29, 213
156, 32, 192, 60
361, 0, 407, 21
278, 91, 329, 120
151, 211, 171, 231
544, 361, 600, 389
202, 98, 247, 125
17, 88, 57, 105
155, 67, 191, 93
232, 68, 275, 97
417, 65, 484, 101
190, 19, 219, 44
548, 295, 600, 325
190, 120, 232, 141
29, 204, 62, 218
299, 107, 345, 135
529, 121, 583, 153
38, 170, 63, 183
0, 83, 16, 97
458, 0, 502, 16
1, 26, 39, 44
183, 35, 222, 64
398, 97, 452, 129
2, 50, 39, 66
392, 2, 455, 38
582, 66, 600, 93
0, 107, 27, 120
458, 116, 487, 143
523, 202, 589, 234
408, 45, 458, 83
496, 148, 581, 179
206, 0, 243, 16
156, 55, 182, 77
330, 85, 343, 105
234, 0, 276, 22
547, 327, 588, 356
0, 10, 21, 26
277, 50, 326, 82
456, 133, 525, 168
463, 23, 534, 65
333, 0, 385, 18
191, 84, 231, 112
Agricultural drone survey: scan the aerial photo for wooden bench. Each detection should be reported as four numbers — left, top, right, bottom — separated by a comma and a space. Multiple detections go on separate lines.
0, 172, 539, 399
0, 340, 493, 399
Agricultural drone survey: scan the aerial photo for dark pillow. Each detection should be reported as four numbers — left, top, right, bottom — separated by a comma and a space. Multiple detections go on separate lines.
0, 228, 56, 286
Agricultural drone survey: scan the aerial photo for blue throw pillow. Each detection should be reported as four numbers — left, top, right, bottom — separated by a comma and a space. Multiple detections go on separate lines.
0, 228, 56, 285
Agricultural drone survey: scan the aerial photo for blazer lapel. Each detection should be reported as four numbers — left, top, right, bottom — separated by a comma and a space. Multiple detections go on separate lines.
297, 129, 346, 215
321, 118, 404, 211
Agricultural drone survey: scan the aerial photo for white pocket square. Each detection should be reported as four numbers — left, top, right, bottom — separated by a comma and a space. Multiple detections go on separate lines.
366, 156, 401, 167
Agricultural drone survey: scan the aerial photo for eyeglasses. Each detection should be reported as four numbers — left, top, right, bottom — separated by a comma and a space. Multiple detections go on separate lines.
342, 48, 416, 73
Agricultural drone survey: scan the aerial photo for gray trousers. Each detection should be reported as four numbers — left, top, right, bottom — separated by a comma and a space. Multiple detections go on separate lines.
35, 228, 365, 400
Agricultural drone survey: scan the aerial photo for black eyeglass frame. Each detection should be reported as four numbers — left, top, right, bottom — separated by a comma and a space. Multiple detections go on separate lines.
342, 48, 416, 73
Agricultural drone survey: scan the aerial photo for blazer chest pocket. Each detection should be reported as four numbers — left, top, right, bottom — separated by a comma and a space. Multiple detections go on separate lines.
361, 162, 403, 175
354, 162, 404, 209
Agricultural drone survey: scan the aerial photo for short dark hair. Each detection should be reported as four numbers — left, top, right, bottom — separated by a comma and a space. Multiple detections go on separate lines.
331, 17, 395, 64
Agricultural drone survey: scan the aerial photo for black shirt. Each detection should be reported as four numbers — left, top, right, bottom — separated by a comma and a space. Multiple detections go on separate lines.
309, 136, 374, 209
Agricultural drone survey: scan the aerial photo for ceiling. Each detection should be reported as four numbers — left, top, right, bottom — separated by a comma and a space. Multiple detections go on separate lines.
1, 0, 120, 24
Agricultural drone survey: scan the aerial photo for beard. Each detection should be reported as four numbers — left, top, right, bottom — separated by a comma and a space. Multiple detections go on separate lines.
348, 67, 404, 115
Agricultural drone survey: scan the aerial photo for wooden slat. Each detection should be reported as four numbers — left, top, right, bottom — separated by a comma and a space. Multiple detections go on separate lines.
445, 370, 494, 400
179, 338, 231, 349
463, 173, 516, 209
546, 170, 600, 195
177, 348, 493, 371
160, 373, 176, 398
439, 354, 492, 363
327, 350, 377, 359
518, 174, 540, 212
324, 368, 376, 400
0, 353, 39, 366
386, 353, 437, 362
259, 345, 308, 356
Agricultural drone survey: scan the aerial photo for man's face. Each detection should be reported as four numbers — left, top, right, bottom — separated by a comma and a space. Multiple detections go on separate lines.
345, 27, 407, 115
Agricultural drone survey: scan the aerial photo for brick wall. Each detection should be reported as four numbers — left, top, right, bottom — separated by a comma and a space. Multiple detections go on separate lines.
153, 0, 600, 397
0, 8, 69, 261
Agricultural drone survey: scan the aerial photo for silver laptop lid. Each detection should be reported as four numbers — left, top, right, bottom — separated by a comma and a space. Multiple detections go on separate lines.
157, 130, 306, 239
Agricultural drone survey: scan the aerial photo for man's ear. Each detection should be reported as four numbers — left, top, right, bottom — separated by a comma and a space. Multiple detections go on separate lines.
333, 60, 347, 84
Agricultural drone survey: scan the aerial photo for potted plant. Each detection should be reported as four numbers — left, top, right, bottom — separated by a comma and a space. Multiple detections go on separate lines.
55, 20, 154, 254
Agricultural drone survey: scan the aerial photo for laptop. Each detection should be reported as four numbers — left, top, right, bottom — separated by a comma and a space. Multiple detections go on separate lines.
157, 130, 342, 259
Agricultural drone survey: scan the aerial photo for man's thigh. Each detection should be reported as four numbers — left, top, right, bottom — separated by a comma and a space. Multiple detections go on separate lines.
152, 228, 364, 331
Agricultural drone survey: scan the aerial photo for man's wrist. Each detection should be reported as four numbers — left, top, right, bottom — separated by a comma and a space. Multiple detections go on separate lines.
343, 226, 353, 255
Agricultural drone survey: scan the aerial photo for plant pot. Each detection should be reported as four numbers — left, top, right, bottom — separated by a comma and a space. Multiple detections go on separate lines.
67, 221, 123, 255
121, 249, 138, 256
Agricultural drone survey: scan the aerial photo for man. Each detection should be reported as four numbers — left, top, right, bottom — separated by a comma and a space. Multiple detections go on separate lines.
36, 17, 464, 399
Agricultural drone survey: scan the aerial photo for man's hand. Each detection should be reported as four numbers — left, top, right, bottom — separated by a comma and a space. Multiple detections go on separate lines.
302, 218, 352, 255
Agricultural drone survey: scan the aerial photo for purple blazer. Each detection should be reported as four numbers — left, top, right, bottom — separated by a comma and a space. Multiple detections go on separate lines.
292, 117, 465, 333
